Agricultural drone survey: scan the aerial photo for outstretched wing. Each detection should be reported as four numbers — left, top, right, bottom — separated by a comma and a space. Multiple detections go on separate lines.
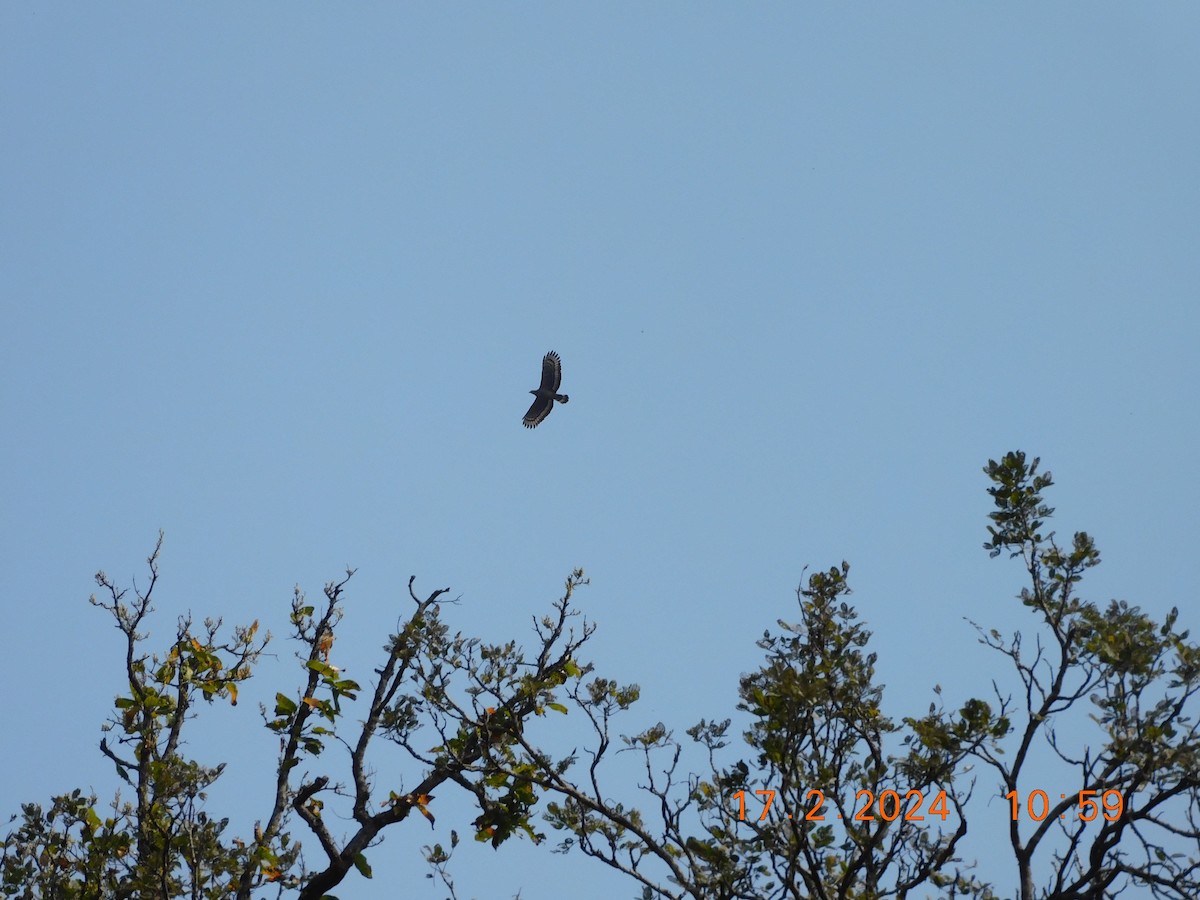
523, 394, 553, 428
523, 351, 564, 428
540, 351, 563, 393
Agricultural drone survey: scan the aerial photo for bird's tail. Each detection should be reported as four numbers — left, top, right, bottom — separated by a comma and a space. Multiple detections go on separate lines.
556, 394, 569, 403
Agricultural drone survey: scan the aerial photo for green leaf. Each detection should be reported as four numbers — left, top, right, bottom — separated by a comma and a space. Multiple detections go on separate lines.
353, 852, 372, 878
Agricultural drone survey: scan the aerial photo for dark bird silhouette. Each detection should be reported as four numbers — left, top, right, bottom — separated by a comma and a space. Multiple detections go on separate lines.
523, 351, 569, 428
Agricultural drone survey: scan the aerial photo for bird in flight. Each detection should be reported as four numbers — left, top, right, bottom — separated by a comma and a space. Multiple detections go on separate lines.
523, 351, 569, 428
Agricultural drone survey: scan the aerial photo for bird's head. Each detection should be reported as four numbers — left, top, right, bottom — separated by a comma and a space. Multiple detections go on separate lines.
529, 389, 538, 396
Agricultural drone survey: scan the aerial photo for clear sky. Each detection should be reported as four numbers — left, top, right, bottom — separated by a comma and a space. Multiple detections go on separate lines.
2, 5, 1198, 898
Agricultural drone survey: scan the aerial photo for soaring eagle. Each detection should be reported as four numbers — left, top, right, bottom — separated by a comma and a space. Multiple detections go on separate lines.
523, 351, 569, 428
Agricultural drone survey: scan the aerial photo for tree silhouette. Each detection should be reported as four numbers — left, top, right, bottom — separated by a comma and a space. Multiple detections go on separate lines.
526, 452, 1200, 898
4, 451, 1198, 898
968, 451, 1200, 898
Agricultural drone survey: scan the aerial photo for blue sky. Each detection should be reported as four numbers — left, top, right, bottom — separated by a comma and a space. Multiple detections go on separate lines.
3, 5, 1198, 898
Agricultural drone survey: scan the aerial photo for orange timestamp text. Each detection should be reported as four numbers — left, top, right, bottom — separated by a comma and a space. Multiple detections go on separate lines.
732, 789, 953, 823
1005, 789, 1124, 822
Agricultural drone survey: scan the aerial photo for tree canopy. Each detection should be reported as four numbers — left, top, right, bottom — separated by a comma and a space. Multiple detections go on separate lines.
4, 450, 1198, 899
